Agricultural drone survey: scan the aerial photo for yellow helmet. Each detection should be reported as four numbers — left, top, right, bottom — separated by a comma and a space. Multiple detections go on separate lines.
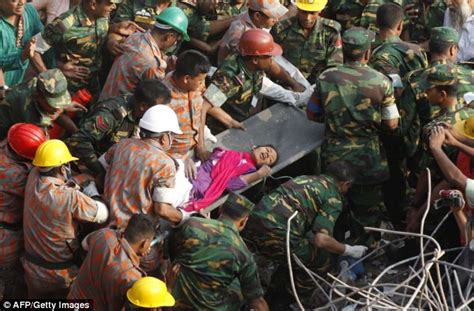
454, 116, 474, 139
296, 0, 328, 12
32, 139, 78, 168
127, 277, 175, 308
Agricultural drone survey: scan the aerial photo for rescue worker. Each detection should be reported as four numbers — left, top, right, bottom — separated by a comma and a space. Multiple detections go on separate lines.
161, 50, 211, 178
22, 139, 109, 298
100, 7, 189, 99
205, 29, 280, 133
101, 104, 189, 228
169, 192, 269, 310
407, 64, 473, 233
67, 79, 172, 175
216, 0, 248, 19
307, 27, 400, 248
0, 69, 83, 139
218, 0, 308, 92
0, 123, 46, 298
271, 0, 343, 84
35, 0, 136, 95
125, 276, 175, 311
403, 0, 446, 43
114, 0, 172, 27
68, 214, 157, 311
243, 161, 368, 308
368, 2, 428, 226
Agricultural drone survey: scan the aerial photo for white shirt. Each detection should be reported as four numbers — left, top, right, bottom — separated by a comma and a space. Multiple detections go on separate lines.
458, 15, 474, 62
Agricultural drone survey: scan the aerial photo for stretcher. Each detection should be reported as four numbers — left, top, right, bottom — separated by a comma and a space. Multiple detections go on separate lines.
202, 103, 325, 213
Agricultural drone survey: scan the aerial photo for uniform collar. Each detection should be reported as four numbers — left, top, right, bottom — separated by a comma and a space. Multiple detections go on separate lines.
384, 35, 401, 43
237, 55, 261, 79
220, 218, 239, 233
76, 4, 95, 27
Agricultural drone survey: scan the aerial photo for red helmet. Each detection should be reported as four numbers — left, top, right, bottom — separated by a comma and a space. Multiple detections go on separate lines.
7, 123, 47, 160
239, 29, 283, 57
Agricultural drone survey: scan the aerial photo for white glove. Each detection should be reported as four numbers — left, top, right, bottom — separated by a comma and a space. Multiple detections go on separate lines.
83, 181, 100, 198
292, 85, 314, 108
204, 125, 217, 143
176, 210, 195, 228
343, 244, 368, 258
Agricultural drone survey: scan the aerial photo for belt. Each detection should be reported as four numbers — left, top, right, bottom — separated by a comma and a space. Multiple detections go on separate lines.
0, 221, 22, 231
24, 252, 76, 270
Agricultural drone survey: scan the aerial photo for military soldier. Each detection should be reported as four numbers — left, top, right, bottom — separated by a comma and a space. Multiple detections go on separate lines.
216, 0, 248, 19
271, 0, 343, 84
369, 3, 428, 225
307, 27, 400, 247
35, 0, 123, 95
169, 193, 269, 311
113, 0, 172, 27
66, 80, 171, 175
205, 29, 279, 134
403, 0, 446, 43
399, 27, 474, 159
0, 69, 81, 139
243, 161, 367, 308
407, 64, 474, 232
323, 0, 384, 32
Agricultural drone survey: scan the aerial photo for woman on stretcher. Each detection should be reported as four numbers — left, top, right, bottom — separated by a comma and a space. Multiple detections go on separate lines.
175, 145, 278, 212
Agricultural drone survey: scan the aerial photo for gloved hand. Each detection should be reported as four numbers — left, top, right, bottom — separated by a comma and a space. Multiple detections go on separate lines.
343, 244, 368, 258
292, 85, 315, 108
176, 209, 196, 228
83, 181, 100, 198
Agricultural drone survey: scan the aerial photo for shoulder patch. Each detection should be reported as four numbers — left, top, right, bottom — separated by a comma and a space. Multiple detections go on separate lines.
95, 115, 109, 132
321, 18, 342, 33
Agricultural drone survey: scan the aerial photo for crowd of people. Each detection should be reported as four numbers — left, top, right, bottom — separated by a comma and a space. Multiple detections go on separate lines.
0, 0, 473, 310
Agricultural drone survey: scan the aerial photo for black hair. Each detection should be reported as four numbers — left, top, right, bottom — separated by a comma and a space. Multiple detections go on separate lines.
325, 160, 357, 184
343, 49, 367, 62
434, 84, 458, 97
175, 50, 211, 78
253, 144, 279, 167
134, 79, 171, 107
376, 3, 404, 30
124, 214, 156, 245
429, 41, 456, 55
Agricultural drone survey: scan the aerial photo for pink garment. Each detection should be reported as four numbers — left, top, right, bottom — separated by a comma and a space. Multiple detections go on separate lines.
31, 0, 71, 24
184, 150, 256, 212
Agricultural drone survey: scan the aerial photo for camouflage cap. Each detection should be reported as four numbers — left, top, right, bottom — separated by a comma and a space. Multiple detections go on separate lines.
426, 63, 458, 89
221, 192, 255, 217
37, 69, 72, 109
248, 0, 289, 20
110, 0, 122, 3
342, 27, 375, 54
430, 27, 459, 44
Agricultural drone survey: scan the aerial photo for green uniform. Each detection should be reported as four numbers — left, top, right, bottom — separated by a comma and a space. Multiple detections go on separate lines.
308, 27, 398, 247
244, 175, 342, 296
324, 0, 386, 32
370, 35, 428, 81
113, 0, 162, 28
404, 0, 446, 43
204, 54, 264, 133
271, 16, 343, 84
0, 69, 72, 139
169, 217, 264, 310
42, 5, 110, 94
177, 0, 211, 41
66, 95, 139, 174
216, 0, 247, 19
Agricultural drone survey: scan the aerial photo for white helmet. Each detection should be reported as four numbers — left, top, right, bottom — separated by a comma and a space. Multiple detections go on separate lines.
139, 105, 183, 134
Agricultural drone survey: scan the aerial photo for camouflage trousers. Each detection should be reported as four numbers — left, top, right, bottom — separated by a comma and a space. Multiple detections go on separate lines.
346, 183, 385, 248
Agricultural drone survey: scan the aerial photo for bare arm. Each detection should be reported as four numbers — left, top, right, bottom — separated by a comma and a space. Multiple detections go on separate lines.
31, 52, 48, 73
382, 118, 399, 131
313, 232, 346, 255
209, 17, 237, 36
153, 202, 183, 225
55, 113, 79, 134
267, 62, 305, 92
207, 106, 246, 130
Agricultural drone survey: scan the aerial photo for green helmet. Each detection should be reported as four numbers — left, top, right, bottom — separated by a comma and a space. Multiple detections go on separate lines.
155, 7, 190, 41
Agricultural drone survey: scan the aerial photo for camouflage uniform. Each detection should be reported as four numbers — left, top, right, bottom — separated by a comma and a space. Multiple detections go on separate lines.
66, 95, 139, 174
177, 0, 211, 41
271, 16, 343, 84
307, 28, 399, 247
399, 28, 474, 158
243, 175, 343, 296
113, 0, 163, 29
41, 4, 112, 94
404, 0, 446, 43
169, 193, 264, 310
418, 64, 474, 179
216, 0, 248, 19
324, 0, 384, 32
204, 54, 264, 133
369, 35, 428, 223
0, 69, 72, 139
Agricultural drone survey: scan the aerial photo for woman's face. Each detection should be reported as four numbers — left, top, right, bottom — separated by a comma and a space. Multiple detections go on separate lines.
0, 0, 25, 16
252, 146, 277, 167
